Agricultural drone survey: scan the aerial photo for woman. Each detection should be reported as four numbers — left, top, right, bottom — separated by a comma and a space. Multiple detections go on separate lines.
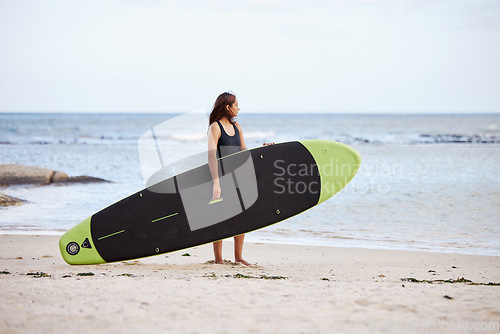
207, 91, 251, 266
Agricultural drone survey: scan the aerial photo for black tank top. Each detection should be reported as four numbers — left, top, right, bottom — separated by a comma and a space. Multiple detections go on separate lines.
216, 120, 241, 158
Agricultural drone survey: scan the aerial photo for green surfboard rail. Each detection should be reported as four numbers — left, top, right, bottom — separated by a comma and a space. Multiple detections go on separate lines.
59, 216, 105, 265
299, 139, 361, 205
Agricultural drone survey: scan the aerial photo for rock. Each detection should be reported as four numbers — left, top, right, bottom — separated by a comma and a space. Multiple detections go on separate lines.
0, 164, 109, 186
51, 171, 69, 183
54, 176, 109, 184
0, 164, 54, 186
0, 193, 26, 207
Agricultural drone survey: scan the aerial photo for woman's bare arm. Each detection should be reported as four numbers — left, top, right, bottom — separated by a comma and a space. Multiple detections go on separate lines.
208, 123, 221, 198
235, 122, 247, 151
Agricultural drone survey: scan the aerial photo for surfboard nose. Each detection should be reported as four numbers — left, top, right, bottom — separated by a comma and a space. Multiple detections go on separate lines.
299, 139, 361, 205
59, 216, 106, 265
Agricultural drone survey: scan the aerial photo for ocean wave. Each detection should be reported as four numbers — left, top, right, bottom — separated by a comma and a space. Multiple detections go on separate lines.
1, 131, 278, 146
161, 134, 207, 142
1, 132, 499, 146
417, 134, 500, 144
0, 136, 140, 146
318, 133, 500, 145
244, 131, 275, 140
153, 131, 276, 142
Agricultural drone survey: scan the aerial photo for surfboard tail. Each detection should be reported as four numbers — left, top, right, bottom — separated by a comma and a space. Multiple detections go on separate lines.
59, 216, 106, 265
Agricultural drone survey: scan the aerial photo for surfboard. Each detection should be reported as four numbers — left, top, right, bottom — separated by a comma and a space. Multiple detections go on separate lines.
59, 140, 361, 265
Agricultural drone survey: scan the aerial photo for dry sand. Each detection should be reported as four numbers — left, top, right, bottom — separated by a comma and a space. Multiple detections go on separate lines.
0, 235, 499, 334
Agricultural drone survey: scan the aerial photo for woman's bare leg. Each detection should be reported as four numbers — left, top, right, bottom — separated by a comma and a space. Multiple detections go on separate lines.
213, 240, 224, 264
234, 234, 251, 266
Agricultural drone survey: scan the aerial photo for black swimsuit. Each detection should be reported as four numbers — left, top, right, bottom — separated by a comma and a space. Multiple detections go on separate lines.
216, 120, 241, 158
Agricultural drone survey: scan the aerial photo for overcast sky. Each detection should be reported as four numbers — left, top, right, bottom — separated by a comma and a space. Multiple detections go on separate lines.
1, 0, 499, 113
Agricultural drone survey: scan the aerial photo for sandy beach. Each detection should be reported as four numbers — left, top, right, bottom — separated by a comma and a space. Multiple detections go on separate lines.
0, 235, 498, 333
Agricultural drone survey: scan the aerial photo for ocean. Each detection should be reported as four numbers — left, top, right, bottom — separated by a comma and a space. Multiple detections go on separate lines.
1, 113, 499, 256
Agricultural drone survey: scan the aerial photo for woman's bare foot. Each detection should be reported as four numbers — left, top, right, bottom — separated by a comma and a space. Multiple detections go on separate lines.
214, 259, 225, 265
235, 258, 252, 266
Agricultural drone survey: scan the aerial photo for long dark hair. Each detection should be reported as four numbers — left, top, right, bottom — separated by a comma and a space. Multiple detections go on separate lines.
209, 91, 237, 125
